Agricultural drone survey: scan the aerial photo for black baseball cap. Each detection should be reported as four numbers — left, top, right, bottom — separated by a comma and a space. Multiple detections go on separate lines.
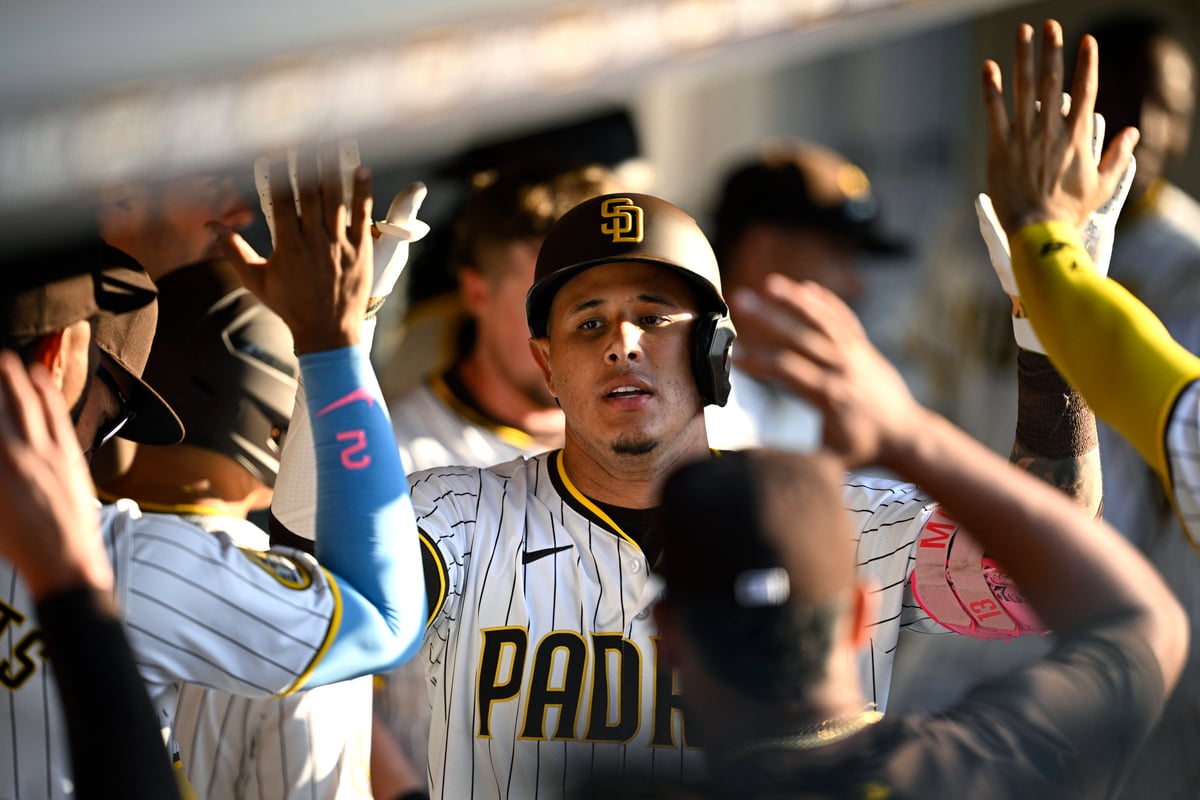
658, 449, 855, 611
713, 141, 909, 260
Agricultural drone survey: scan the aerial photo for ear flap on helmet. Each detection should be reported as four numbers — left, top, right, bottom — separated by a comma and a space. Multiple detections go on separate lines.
693, 311, 736, 407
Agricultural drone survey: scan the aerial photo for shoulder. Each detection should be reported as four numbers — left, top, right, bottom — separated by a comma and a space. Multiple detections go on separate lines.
408, 452, 548, 502
840, 471, 930, 513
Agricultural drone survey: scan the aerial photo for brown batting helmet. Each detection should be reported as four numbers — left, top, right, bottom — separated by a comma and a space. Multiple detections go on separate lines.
525, 193, 736, 406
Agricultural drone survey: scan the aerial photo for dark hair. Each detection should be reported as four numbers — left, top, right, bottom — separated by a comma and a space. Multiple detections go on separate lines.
1089, 12, 1184, 141
450, 157, 618, 278
674, 596, 843, 705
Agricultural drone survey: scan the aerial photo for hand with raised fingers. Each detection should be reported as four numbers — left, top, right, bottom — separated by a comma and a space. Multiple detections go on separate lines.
729, 274, 923, 470
254, 141, 429, 320
215, 142, 374, 354
975, 58, 1137, 353
0, 353, 109, 600
982, 20, 1138, 237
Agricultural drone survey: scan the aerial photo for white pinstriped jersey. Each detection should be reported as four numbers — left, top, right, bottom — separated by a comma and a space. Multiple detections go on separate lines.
1166, 381, 1200, 545
411, 449, 942, 799
390, 372, 544, 476
382, 371, 554, 789
0, 499, 341, 800
171, 513, 373, 800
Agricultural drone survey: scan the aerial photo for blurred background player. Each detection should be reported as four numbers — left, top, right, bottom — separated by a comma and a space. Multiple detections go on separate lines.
387, 157, 619, 473
703, 140, 909, 452
93, 168, 258, 484
98, 171, 257, 283
373, 156, 619, 793
97, 259, 378, 799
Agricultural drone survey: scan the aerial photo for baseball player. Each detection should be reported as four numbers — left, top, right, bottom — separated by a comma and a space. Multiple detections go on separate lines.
267, 164, 1100, 794
0, 150, 425, 799
0, 299, 180, 800
387, 158, 618, 475
704, 140, 909, 453
374, 158, 619, 789
98, 259, 373, 799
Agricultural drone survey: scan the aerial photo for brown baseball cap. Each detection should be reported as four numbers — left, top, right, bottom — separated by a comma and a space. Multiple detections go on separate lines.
527, 192, 727, 338
658, 449, 855, 610
0, 238, 103, 339
712, 140, 909, 260
92, 246, 185, 445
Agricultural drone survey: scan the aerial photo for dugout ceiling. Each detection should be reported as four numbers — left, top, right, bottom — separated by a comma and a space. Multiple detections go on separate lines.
0, 0, 1038, 240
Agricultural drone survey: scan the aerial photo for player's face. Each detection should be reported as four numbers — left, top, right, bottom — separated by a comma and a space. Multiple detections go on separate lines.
766, 228, 863, 305
466, 237, 557, 408
1135, 37, 1197, 196
531, 261, 704, 458
76, 355, 136, 462
156, 175, 255, 267
111, 175, 255, 276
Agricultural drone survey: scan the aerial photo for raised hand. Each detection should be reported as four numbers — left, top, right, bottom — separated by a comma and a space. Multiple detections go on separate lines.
212, 143, 374, 354
0, 352, 109, 600
982, 20, 1138, 235
730, 274, 922, 470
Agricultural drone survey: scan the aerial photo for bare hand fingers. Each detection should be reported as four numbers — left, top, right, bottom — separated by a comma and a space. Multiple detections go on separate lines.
211, 226, 268, 297
730, 284, 841, 370
0, 352, 46, 447
1035, 20, 1065, 137
1098, 128, 1140, 196
1067, 35, 1100, 152
348, 166, 373, 248
1013, 23, 1038, 137
318, 140, 346, 238
982, 60, 1010, 154
27, 362, 73, 450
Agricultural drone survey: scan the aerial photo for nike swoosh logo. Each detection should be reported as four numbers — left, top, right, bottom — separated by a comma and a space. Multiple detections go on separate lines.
316, 387, 375, 417
521, 544, 573, 565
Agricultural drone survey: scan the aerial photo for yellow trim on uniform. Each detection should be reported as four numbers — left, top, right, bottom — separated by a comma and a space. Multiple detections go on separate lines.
429, 371, 536, 450
173, 758, 201, 800
280, 566, 343, 695
419, 530, 448, 627
94, 491, 229, 517
552, 450, 641, 553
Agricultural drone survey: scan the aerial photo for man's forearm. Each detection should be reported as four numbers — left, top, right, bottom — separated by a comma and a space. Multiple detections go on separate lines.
1011, 349, 1102, 516
1011, 221, 1200, 480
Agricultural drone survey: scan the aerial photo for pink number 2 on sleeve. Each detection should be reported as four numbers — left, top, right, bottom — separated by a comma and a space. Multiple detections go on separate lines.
336, 429, 371, 470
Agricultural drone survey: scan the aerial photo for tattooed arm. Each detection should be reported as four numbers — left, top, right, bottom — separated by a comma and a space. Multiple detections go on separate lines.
1009, 350, 1103, 517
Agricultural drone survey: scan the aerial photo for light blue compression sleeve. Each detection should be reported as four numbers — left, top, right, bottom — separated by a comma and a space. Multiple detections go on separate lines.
298, 345, 425, 687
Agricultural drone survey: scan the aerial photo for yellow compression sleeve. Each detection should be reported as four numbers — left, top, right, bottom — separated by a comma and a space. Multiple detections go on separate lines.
1010, 221, 1200, 481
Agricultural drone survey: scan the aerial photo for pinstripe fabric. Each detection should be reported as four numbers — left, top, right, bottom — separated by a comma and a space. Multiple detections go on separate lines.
379, 372, 556, 790
172, 514, 372, 800
0, 499, 342, 799
390, 376, 538, 477
1166, 381, 1200, 541
408, 451, 940, 798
